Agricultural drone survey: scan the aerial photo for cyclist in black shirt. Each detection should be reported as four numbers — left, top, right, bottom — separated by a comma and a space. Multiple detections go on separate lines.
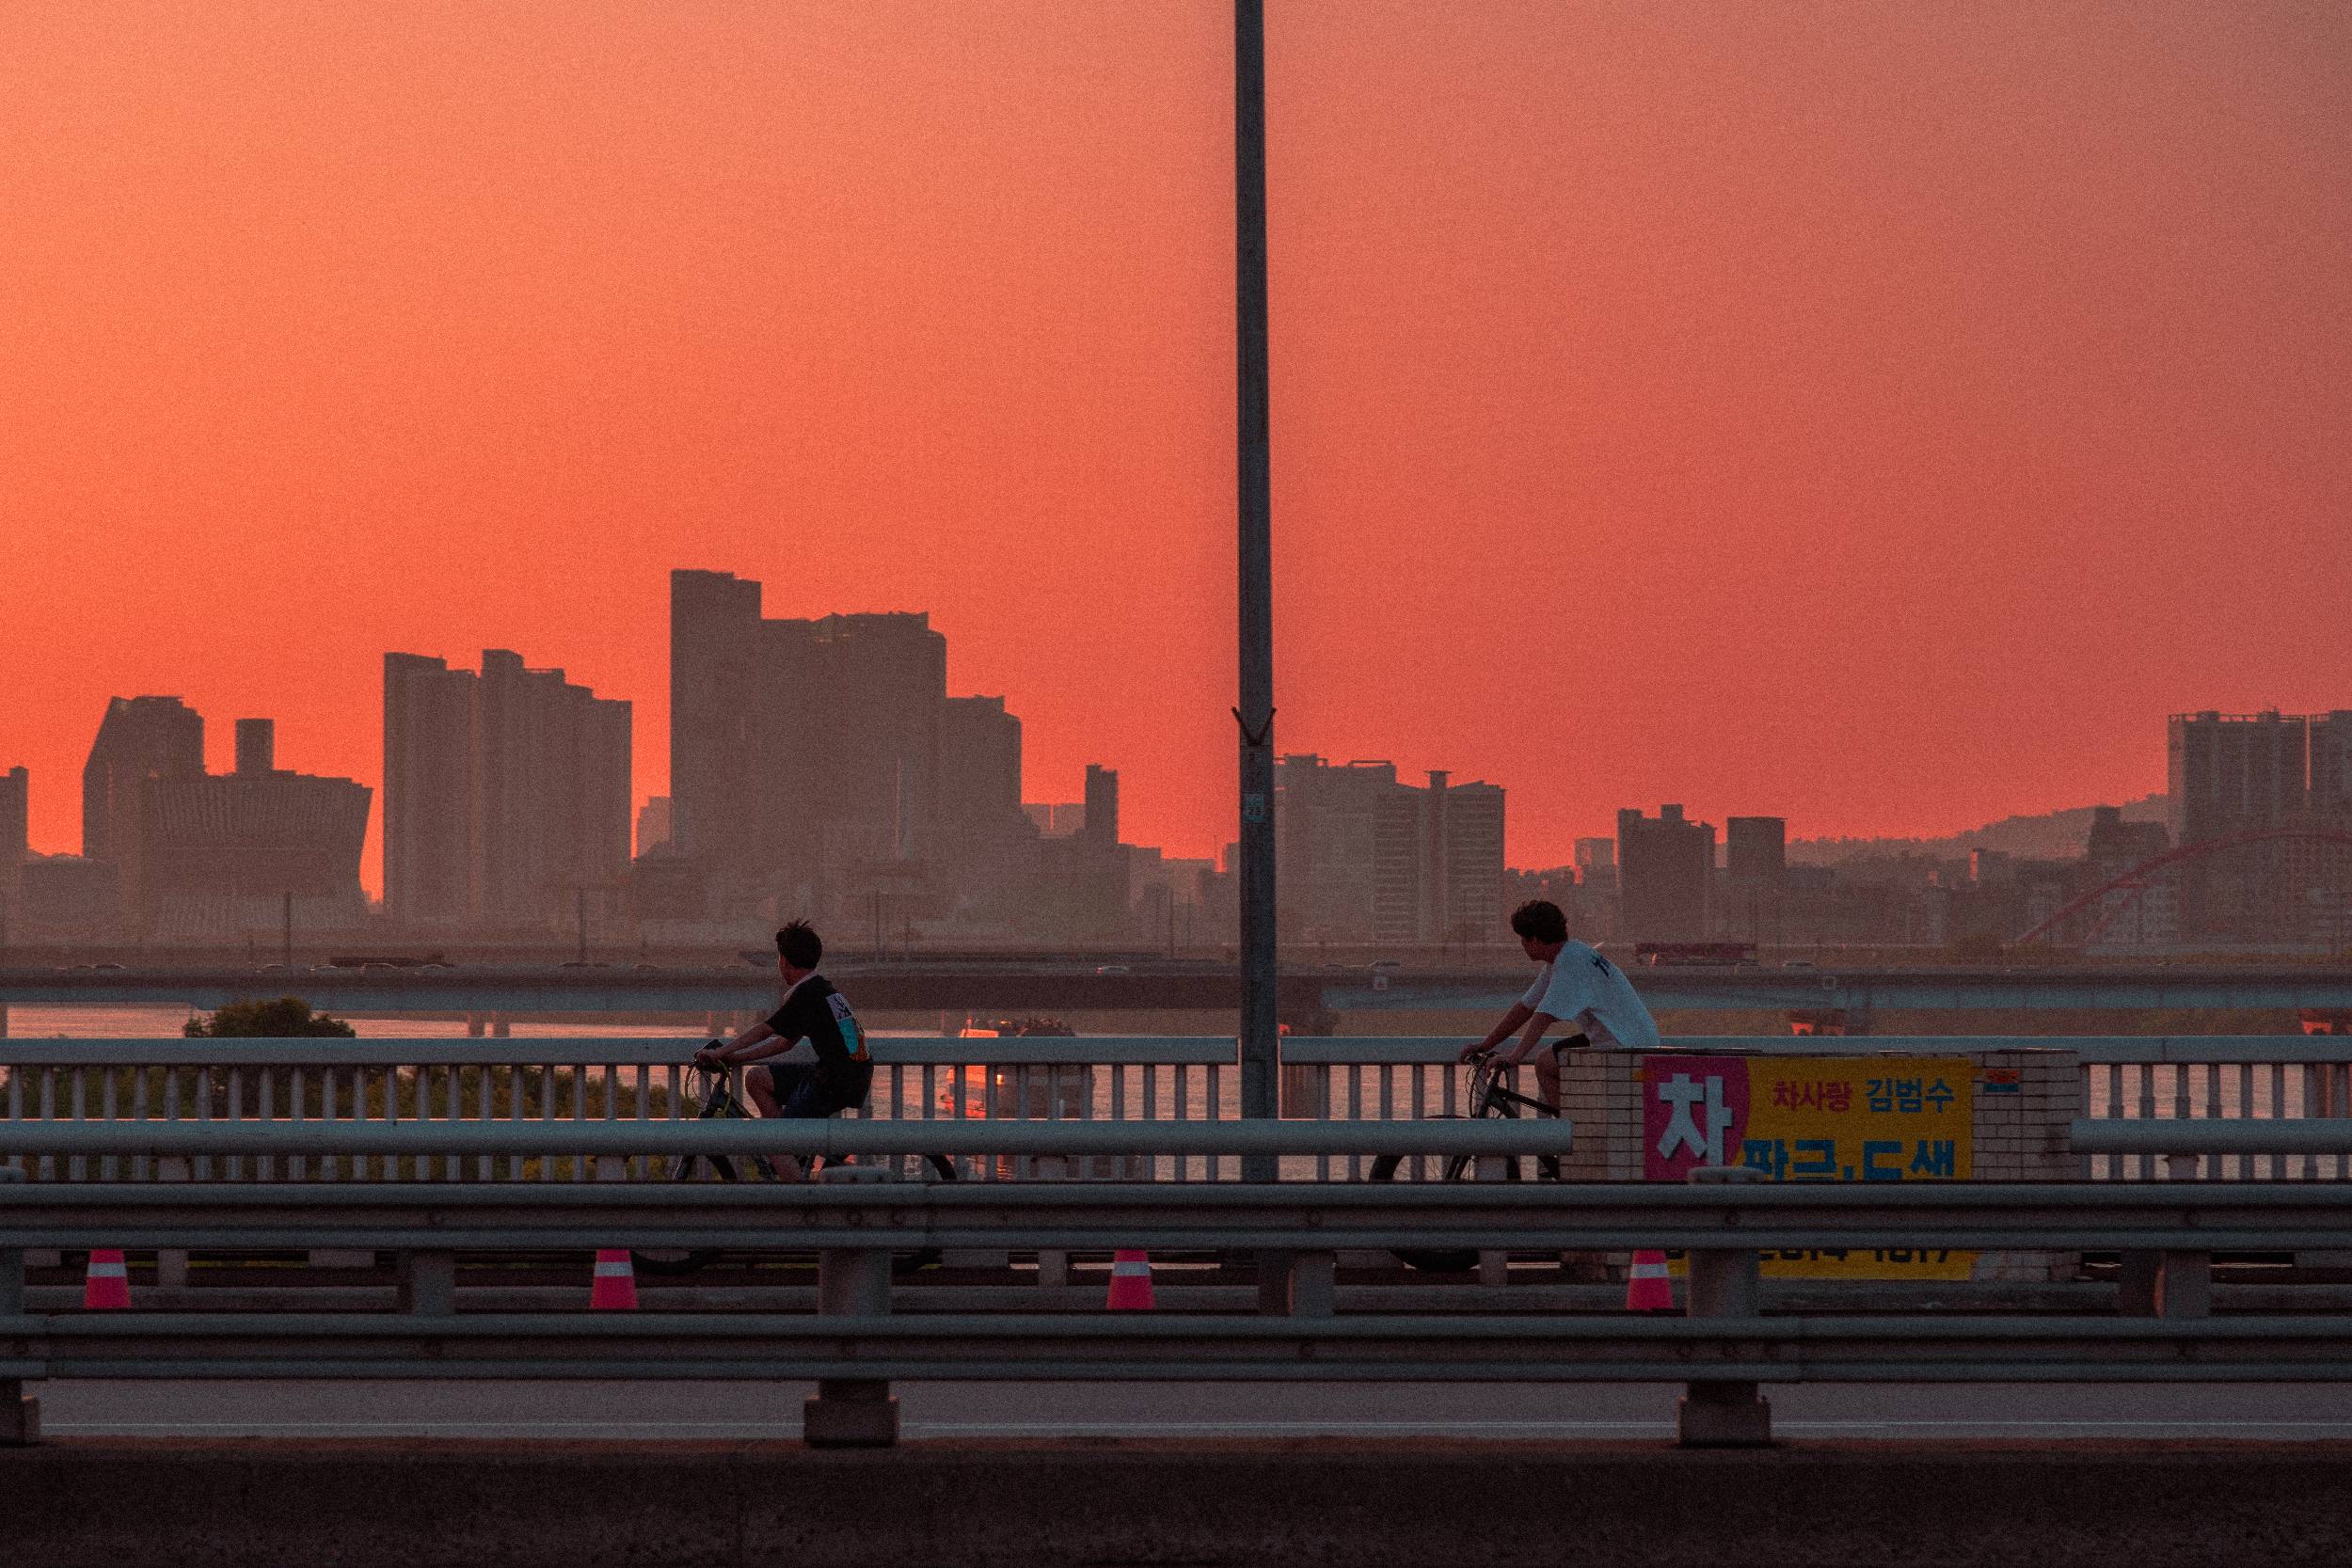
691, 921, 872, 1181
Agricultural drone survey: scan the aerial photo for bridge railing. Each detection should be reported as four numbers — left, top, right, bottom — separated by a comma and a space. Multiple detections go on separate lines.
7, 1034, 2352, 1184
7, 1171, 2352, 1449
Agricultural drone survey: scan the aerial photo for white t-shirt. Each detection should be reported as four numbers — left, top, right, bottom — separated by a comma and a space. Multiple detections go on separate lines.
1519, 941, 1661, 1051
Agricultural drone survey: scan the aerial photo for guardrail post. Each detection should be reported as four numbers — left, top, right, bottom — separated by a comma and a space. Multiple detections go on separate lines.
1475, 1154, 1508, 1287
398, 1250, 455, 1316
2117, 1246, 2211, 1320
806, 1165, 898, 1449
1679, 1165, 1772, 1449
1274, 1250, 1336, 1316
2155, 1251, 2212, 1319
0, 1168, 36, 1445
1254, 1250, 1335, 1314
154, 1154, 191, 1290
1256, 1251, 1292, 1314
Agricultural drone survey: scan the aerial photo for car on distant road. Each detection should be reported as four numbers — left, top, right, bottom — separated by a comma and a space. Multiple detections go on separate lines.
1092, 964, 1131, 976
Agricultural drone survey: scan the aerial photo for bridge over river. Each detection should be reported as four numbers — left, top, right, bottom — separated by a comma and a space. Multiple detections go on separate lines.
7, 961, 2352, 1029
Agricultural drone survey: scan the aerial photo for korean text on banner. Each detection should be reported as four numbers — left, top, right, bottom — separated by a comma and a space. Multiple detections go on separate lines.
1642, 1055, 1975, 1279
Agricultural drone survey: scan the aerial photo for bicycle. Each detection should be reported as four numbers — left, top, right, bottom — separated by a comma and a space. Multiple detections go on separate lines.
630, 1060, 959, 1277
1366, 1047, 1571, 1273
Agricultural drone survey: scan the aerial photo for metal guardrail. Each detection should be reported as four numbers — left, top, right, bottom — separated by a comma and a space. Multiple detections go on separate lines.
4, 1174, 2349, 1449
0, 1118, 1572, 1163
6, 1032, 2346, 1065
2072, 1119, 2352, 1158
5, 1179, 2346, 1254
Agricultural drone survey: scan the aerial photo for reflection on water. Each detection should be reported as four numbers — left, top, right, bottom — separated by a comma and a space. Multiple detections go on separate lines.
0, 1006, 715, 1040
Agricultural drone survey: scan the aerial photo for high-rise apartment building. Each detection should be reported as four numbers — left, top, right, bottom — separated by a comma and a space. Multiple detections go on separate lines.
2083, 804, 2176, 946
1574, 837, 1617, 892
234, 719, 276, 780
1033, 763, 1129, 940
2169, 710, 2313, 942
1616, 804, 1714, 942
1277, 756, 1397, 941
941, 697, 1023, 830
935, 697, 1039, 932
1276, 755, 1506, 943
669, 569, 959, 916
2312, 713, 2352, 822
82, 695, 204, 914
0, 766, 26, 906
1720, 816, 1788, 944
140, 720, 372, 939
1429, 773, 1506, 942
78, 700, 367, 938
383, 650, 632, 930
668, 569, 765, 871
1083, 765, 1120, 848
383, 654, 477, 925
476, 649, 633, 923
1724, 817, 1787, 887
2169, 711, 2307, 842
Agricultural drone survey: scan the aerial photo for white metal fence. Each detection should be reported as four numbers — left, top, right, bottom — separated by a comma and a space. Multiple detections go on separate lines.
5, 1034, 2352, 1183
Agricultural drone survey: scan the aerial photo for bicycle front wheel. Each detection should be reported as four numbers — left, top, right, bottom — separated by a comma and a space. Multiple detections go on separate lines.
628, 1149, 739, 1276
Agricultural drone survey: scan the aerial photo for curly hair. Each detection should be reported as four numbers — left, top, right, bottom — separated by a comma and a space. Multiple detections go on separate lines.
1508, 899, 1567, 944
775, 920, 823, 970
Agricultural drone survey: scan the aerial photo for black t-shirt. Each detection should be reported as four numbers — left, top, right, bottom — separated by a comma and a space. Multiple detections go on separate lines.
764, 974, 868, 1094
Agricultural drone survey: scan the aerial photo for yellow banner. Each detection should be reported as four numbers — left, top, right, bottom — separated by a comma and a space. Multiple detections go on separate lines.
1643, 1054, 1974, 1279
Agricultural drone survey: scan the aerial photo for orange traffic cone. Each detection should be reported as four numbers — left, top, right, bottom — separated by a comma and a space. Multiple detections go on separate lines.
590, 1249, 639, 1310
1105, 1249, 1155, 1309
82, 1249, 132, 1310
1625, 1249, 1673, 1312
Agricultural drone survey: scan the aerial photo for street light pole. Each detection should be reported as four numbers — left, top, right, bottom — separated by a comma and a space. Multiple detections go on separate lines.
1234, 0, 1279, 1170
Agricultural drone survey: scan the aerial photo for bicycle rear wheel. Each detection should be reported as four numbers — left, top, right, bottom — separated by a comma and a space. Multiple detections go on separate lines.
628, 1149, 739, 1276
1367, 1118, 1523, 1273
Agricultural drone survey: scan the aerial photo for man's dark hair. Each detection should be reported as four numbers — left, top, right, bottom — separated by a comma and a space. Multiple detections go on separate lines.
776, 921, 823, 970
1509, 899, 1568, 944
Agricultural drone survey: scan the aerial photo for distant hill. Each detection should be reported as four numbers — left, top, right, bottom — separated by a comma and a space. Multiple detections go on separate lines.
1788, 794, 2168, 867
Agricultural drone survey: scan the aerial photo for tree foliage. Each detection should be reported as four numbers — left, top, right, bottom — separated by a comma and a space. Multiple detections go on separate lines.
183, 996, 357, 1038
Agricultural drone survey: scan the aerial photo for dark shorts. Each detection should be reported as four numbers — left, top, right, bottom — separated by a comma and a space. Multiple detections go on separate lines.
755, 1060, 871, 1118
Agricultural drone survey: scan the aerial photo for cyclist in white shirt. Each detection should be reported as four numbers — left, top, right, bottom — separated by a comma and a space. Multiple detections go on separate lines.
1460, 899, 1660, 1108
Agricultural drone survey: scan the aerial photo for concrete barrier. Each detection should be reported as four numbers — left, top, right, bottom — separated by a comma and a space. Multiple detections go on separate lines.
7, 1442, 2352, 1567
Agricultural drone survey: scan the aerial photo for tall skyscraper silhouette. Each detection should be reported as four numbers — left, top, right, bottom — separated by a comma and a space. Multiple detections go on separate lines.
0, 766, 26, 906
384, 651, 632, 930
669, 569, 955, 918
1616, 804, 1714, 942
2169, 710, 2311, 942
82, 696, 204, 916
81, 698, 368, 938
1274, 755, 1506, 943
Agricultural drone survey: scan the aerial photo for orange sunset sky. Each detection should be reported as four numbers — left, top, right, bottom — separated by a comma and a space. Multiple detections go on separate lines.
5, 1, 2350, 895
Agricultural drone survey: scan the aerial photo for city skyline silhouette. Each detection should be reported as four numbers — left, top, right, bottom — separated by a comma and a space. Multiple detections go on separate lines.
7, 3, 2349, 882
